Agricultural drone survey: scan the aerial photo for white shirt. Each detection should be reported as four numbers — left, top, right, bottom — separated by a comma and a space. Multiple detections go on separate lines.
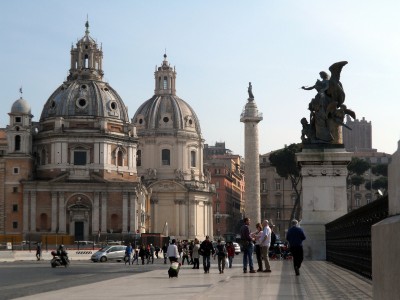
261, 225, 271, 247
166, 244, 180, 258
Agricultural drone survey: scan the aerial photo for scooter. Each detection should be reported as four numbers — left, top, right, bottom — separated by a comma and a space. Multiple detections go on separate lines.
50, 250, 70, 268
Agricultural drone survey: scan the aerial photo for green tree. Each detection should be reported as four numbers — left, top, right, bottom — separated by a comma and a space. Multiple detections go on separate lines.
269, 143, 302, 223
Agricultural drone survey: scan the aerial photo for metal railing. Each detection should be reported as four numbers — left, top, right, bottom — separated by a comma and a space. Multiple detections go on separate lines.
325, 196, 388, 279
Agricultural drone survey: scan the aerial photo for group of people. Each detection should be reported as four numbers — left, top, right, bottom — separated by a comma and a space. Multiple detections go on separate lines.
166, 236, 237, 274
241, 217, 306, 276
124, 243, 160, 265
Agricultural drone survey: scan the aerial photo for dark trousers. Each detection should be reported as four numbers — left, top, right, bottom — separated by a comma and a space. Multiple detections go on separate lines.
255, 244, 263, 270
290, 245, 304, 269
192, 258, 200, 269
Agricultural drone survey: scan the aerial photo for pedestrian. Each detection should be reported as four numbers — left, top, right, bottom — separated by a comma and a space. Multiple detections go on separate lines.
199, 235, 215, 273
167, 239, 179, 263
260, 219, 272, 272
240, 217, 256, 273
286, 219, 306, 276
124, 243, 133, 265
252, 223, 264, 272
139, 245, 146, 265
191, 238, 200, 269
181, 243, 190, 265
149, 244, 155, 264
132, 247, 139, 265
214, 239, 227, 274
162, 243, 168, 264
36, 242, 42, 261
226, 242, 235, 268
155, 245, 160, 258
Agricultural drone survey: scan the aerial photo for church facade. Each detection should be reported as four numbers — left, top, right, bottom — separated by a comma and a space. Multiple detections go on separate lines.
0, 22, 214, 242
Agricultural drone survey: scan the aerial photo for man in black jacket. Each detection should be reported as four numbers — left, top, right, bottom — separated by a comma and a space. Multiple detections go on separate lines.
200, 236, 215, 273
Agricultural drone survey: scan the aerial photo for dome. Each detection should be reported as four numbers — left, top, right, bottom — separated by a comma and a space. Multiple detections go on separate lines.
11, 97, 31, 114
133, 95, 201, 135
40, 80, 129, 122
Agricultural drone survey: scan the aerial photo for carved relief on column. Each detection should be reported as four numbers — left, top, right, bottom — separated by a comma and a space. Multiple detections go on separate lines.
51, 192, 58, 232
59, 192, 66, 233
23, 191, 29, 232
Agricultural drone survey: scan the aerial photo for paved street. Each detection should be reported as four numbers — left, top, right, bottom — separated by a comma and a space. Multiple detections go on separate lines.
2, 259, 372, 300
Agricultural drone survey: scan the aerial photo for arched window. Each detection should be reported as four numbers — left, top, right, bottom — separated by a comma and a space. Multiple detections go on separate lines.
162, 149, 170, 165
163, 76, 168, 89
15, 135, 21, 151
84, 54, 89, 68
190, 151, 196, 167
137, 150, 142, 167
40, 213, 48, 231
117, 150, 123, 167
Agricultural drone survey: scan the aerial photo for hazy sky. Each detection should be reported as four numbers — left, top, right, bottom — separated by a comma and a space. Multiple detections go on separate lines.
1, 1, 399, 157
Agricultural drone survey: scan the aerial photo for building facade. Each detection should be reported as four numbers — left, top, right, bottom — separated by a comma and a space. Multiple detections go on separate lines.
203, 148, 245, 241
1, 23, 215, 242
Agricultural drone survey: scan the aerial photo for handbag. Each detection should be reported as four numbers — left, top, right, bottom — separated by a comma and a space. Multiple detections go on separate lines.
225, 257, 229, 265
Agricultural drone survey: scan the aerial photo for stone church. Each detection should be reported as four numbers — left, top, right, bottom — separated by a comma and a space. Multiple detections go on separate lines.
0, 22, 214, 242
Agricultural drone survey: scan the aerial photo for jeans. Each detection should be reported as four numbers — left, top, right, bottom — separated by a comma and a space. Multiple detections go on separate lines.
242, 242, 254, 271
217, 255, 226, 272
203, 255, 211, 271
228, 256, 233, 268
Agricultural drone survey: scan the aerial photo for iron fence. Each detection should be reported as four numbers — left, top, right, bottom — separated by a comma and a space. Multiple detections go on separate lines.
325, 196, 388, 279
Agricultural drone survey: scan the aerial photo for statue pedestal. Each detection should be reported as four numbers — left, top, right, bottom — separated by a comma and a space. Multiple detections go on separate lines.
296, 147, 352, 260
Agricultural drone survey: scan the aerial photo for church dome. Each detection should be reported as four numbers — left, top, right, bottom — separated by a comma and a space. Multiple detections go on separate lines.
39, 21, 129, 123
40, 80, 129, 122
132, 55, 201, 136
11, 97, 31, 114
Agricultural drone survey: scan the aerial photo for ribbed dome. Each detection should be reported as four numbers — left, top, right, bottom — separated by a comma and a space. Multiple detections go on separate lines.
11, 97, 31, 114
40, 80, 129, 122
133, 95, 201, 135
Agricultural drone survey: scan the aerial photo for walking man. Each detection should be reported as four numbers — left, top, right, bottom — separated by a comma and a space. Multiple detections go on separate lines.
260, 219, 272, 272
240, 217, 256, 273
286, 219, 306, 276
200, 235, 215, 273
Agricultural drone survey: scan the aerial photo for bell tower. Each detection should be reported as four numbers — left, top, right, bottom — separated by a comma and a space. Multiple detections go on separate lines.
7, 94, 33, 155
67, 20, 104, 81
154, 54, 176, 96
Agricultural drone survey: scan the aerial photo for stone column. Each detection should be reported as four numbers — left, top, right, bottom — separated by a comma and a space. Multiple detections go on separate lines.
179, 200, 185, 237
51, 192, 57, 232
122, 192, 128, 233
92, 192, 100, 234
129, 193, 136, 233
101, 192, 107, 233
30, 191, 36, 231
59, 192, 66, 233
151, 198, 158, 233
296, 147, 351, 260
174, 200, 180, 237
240, 96, 263, 226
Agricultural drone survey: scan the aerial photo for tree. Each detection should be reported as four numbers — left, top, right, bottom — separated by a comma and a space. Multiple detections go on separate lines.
269, 143, 302, 223
365, 164, 388, 196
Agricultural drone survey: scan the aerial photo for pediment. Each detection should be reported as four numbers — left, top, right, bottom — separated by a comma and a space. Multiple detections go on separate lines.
149, 180, 186, 192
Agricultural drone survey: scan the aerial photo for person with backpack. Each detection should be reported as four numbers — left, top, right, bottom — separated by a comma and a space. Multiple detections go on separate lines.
214, 239, 227, 274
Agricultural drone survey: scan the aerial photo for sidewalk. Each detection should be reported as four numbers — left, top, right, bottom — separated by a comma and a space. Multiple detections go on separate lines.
14, 260, 372, 300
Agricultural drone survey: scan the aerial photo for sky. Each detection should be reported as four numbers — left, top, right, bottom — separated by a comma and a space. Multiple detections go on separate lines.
1, 0, 399, 157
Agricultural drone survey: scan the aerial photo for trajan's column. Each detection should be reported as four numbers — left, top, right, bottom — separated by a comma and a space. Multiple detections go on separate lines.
240, 82, 263, 224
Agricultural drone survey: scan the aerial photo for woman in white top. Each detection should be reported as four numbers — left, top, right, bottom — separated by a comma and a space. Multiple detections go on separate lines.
166, 239, 180, 263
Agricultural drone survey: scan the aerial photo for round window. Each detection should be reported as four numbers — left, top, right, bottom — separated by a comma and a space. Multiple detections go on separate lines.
81, 84, 87, 89
76, 98, 87, 108
163, 117, 169, 123
110, 101, 117, 110
51, 101, 56, 108
139, 118, 143, 124
104, 87, 109, 92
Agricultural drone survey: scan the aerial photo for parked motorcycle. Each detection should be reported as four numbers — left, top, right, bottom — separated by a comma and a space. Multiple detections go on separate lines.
50, 250, 70, 268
